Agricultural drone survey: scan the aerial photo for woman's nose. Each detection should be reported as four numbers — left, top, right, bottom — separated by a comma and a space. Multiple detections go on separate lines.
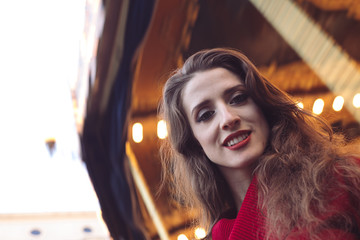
220, 105, 240, 130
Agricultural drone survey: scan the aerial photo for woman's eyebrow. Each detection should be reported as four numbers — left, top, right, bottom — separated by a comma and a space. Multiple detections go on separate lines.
223, 84, 245, 96
190, 84, 245, 116
191, 99, 211, 117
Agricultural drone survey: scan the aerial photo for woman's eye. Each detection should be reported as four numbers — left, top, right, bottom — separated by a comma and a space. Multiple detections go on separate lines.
230, 94, 248, 105
196, 110, 214, 122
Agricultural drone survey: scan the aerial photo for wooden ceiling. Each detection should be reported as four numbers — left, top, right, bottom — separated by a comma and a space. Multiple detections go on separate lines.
127, 0, 360, 239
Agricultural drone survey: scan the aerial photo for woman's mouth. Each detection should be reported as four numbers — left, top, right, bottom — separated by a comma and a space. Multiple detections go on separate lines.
223, 131, 251, 150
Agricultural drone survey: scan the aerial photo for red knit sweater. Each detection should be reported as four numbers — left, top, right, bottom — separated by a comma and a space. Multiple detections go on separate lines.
212, 176, 265, 240
212, 176, 360, 240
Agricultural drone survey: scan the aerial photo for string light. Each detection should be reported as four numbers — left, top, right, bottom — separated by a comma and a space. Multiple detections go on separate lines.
194, 227, 206, 239
157, 120, 167, 139
296, 102, 304, 109
132, 123, 143, 143
332, 96, 344, 112
353, 93, 360, 108
312, 98, 324, 115
177, 234, 188, 240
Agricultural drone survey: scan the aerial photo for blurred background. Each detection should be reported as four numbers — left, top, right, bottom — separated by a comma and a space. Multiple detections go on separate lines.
1, 0, 360, 239
0, 0, 109, 239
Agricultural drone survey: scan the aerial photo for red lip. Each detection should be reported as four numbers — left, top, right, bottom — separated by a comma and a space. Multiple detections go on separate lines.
223, 130, 251, 150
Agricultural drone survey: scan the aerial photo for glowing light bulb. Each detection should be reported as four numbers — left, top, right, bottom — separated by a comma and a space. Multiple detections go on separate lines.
194, 227, 206, 239
177, 234, 188, 240
353, 93, 360, 108
332, 96, 344, 112
312, 98, 324, 115
296, 102, 304, 109
157, 120, 167, 139
132, 123, 143, 143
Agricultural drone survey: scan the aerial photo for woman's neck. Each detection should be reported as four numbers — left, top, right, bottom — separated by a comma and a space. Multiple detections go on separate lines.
219, 166, 254, 211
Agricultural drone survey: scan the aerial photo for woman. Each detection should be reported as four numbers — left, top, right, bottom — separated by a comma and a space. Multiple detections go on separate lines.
159, 48, 360, 239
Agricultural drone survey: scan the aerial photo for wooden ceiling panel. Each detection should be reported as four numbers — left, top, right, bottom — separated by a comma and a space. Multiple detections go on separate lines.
131, 0, 199, 116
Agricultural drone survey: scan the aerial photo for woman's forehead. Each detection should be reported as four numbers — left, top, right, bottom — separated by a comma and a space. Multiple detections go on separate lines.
187, 68, 243, 90
182, 68, 244, 111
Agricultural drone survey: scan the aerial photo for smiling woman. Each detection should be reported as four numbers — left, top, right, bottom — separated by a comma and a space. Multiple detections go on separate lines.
182, 68, 269, 206
159, 48, 360, 240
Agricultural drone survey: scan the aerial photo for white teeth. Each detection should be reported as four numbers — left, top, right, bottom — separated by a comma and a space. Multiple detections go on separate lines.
226, 133, 249, 147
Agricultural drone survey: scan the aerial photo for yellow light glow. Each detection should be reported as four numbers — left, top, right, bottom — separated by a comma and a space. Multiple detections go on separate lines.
353, 93, 360, 108
177, 234, 189, 240
157, 120, 168, 139
312, 98, 324, 115
194, 227, 206, 239
132, 123, 143, 143
332, 96, 344, 112
296, 102, 304, 109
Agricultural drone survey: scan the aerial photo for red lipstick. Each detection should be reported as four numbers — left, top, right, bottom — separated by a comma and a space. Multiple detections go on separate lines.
223, 130, 251, 150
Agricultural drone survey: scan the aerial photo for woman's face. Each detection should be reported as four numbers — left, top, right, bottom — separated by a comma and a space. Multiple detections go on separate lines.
182, 68, 269, 172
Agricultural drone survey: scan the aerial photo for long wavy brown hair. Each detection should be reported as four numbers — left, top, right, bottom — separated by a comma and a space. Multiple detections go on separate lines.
159, 48, 360, 239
